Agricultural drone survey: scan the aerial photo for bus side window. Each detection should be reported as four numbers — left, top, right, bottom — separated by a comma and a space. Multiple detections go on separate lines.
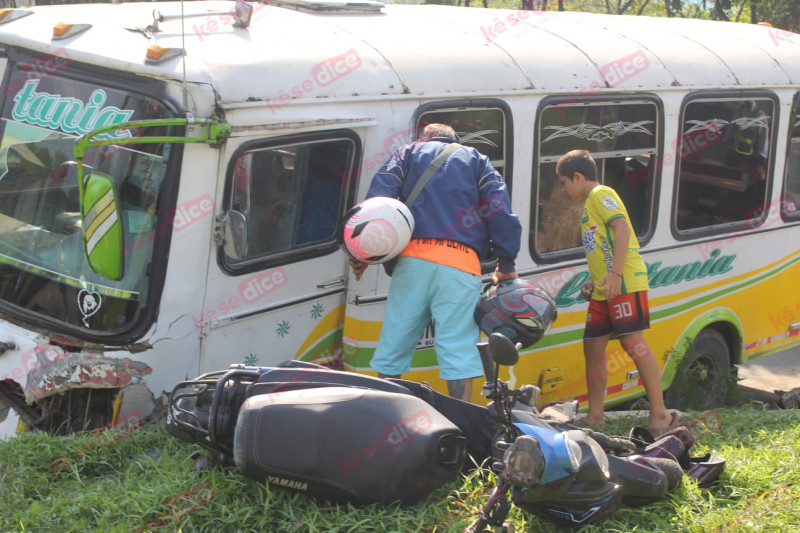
248, 150, 298, 255
416, 102, 511, 272
416, 106, 509, 185
533, 97, 659, 260
225, 137, 353, 267
617, 155, 651, 235
675, 96, 775, 232
296, 143, 347, 245
535, 161, 581, 253
783, 93, 800, 218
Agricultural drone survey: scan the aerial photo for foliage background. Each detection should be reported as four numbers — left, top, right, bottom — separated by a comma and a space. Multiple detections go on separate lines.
21, 0, 800, 31
408, 0, 800, 30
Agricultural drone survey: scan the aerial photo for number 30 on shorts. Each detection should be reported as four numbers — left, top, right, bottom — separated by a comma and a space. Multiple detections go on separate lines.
613, 301, 633, 319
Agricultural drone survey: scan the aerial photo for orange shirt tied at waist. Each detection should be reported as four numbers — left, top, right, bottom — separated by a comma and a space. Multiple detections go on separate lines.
400, 238, 480, 276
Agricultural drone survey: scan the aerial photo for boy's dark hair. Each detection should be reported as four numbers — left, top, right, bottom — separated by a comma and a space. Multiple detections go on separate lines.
556, 149, 598, 181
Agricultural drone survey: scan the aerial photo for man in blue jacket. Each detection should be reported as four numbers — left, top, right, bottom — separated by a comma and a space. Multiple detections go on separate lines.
349, 123, 521, 401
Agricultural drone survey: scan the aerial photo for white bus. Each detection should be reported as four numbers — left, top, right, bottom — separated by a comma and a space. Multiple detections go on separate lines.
0, 0, 798, 436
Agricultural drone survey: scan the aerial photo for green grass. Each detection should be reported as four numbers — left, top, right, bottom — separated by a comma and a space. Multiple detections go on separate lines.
1, 406, 798, 532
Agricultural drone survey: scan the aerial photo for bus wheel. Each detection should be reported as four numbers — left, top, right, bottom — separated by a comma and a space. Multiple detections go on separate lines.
665, 329, 731, 411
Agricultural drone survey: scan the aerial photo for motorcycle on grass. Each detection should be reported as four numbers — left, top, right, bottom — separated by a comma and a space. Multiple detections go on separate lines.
466, 280, 726, 530
164, 281, 724, 526
465, 332, 707, 532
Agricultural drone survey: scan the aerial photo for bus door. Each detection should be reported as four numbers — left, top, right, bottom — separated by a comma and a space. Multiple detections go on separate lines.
199, 130, 360, 372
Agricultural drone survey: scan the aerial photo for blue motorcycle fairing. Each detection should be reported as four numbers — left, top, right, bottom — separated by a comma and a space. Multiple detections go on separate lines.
513, 422, 580, 484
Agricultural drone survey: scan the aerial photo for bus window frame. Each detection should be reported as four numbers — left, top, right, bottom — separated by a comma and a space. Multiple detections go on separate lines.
218, 129, 361, 276
413, 99, 514, 193
531, 93, 664, 266
671, 90, 779, 240
781, 91, 800, 222
412, 99, 513, 274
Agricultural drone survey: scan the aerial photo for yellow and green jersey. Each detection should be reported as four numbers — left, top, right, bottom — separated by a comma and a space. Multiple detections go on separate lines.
581, 185, 649, 300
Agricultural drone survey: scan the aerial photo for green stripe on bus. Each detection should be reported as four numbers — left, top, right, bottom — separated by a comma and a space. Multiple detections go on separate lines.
348, 253, 800, 370
651, 253, 800, 321
299, 330, 343, 363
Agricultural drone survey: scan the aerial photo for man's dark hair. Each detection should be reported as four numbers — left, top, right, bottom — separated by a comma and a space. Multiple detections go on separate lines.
556, 149, 598, 181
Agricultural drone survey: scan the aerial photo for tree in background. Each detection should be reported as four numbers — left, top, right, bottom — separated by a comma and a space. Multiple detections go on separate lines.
664, 0, 705, 17
543, 0, 797, 24
603, 0, 651, 15
543, 0, 662, 14
18, 0, 800, 21
713, 0, 732, 20
662, 0, 746, 20
25, 0, 783, 25
752, 0, 800, 29
681, 0, 798, 24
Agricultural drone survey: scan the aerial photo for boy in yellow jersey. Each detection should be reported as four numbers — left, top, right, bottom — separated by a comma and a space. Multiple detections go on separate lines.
556, 149, 678, 436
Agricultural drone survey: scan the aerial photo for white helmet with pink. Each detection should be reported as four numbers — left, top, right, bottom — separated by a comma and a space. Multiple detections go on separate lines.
342, 197, 414, 264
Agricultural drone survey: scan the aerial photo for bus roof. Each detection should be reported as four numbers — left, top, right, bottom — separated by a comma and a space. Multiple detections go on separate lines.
1, 1, 799, 106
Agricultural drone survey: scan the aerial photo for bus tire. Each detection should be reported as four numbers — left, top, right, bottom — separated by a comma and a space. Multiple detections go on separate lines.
665, 329, 731, 411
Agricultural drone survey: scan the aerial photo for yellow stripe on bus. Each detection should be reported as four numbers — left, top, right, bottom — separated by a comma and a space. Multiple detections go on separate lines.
294, 304, 345, 357
649, 248, 800, 308
344, 315, 382, 342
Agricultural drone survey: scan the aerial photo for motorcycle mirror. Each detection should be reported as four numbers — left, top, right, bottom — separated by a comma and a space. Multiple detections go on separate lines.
488, 333, 519, 367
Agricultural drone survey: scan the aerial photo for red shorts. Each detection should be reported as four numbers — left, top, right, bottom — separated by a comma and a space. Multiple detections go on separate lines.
584, 291, 650, 339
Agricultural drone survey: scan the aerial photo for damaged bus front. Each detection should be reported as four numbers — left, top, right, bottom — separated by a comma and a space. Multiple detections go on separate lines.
0, 44, 221, 434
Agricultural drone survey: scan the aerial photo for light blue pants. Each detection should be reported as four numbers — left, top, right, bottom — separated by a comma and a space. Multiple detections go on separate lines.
370, 257, 483, 381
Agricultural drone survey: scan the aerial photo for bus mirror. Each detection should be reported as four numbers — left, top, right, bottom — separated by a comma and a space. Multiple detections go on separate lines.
223, 210, 248, 259
81, 173, 124, 281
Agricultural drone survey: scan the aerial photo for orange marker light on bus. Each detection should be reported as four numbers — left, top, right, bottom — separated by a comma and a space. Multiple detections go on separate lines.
0, 8, 33, 24
145, 44, 183, 64
146, 44, 170, 61
52, 22, 73, 37
52, 22, 91, 40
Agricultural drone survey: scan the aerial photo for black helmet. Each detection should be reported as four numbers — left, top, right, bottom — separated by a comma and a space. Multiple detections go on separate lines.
513, 481, 623, 527
474, 279, 558, 349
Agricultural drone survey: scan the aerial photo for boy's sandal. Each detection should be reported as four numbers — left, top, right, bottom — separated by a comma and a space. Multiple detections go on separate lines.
572, 416, 606, 430
647, 411, 681, 439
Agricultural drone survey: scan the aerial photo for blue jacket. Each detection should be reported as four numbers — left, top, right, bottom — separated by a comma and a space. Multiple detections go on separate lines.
366, 137, 521, 272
